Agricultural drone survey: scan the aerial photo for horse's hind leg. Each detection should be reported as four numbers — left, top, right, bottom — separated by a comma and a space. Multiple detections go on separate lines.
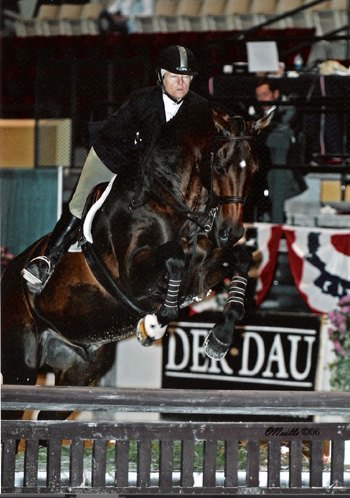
1, 254, 41, 419
36, 343, 116, 421
1, 322, 39, 420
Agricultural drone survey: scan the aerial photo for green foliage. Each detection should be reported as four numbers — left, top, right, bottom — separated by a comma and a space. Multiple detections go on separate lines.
327, 295, 350, 392
329, 356, 350, 392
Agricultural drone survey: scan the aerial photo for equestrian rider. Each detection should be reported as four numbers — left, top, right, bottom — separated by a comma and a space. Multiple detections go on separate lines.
22, 45, 212, 294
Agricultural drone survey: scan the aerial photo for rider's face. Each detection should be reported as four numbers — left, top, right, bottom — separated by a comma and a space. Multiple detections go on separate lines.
162, 71, 192, 101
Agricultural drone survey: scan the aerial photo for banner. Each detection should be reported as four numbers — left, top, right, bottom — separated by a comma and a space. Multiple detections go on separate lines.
163, 312, 322, 391
252, 224, 350, 314
283, 226, 350, 314
250, 223, 283, 305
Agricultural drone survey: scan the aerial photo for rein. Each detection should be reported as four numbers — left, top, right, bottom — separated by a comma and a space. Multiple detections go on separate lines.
80, 124, 253, 317
148, 176, 217, 232
82, 240, 153, 317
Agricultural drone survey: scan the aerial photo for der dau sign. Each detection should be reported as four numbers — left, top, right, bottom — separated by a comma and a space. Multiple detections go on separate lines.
162, 312, 322, 391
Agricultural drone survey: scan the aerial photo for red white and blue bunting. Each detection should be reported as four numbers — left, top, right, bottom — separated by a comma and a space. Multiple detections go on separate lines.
254, 223, 350, 314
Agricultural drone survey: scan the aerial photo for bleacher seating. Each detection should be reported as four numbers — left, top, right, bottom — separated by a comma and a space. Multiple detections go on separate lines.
3, 1, 106, 36
1, 0, 348, 47
63, 2, 105, 35
6, 4, 61, 37
134, 0, 178, 33
313, 9, 347, 35
158, 0, 203, 33
44, 4, 84, 36
206, 0, 250, 31
234, 0, 275, 30
263, 0, 302, 29
132, 0, 348, 35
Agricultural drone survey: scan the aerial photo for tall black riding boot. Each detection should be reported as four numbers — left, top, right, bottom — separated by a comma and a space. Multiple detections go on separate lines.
21, 211, 81, 295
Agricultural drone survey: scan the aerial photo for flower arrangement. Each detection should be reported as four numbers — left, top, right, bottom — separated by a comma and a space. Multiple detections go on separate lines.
328, 295, 350, 391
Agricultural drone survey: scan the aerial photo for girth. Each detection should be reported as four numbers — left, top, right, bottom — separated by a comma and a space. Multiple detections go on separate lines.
81, 240, 152, 317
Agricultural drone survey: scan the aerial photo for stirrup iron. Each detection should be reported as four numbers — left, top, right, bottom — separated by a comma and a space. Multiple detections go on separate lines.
21, 256, 52, 286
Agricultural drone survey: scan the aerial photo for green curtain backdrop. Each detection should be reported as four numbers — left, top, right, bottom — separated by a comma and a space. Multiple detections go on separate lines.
0, 168, 61, 256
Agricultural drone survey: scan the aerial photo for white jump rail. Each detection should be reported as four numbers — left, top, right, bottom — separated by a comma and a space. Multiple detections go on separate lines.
1, 386, 350, 495
2, 385, 350, 416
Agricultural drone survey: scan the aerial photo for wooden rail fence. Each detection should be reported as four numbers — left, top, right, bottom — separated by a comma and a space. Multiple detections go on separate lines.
1, 385, 350, 495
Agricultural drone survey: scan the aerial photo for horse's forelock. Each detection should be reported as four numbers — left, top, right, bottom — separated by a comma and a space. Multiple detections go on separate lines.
232, 116, 247, 137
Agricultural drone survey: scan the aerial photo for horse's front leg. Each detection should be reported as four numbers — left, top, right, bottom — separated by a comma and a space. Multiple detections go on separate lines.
204, 244, 252, 359
137, 241, 185, 347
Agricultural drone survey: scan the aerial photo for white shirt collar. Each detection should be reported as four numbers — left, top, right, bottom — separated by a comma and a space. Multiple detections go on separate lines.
162, 93, 183, 122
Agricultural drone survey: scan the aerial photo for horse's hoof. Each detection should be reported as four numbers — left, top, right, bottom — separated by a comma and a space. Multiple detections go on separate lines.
203, 330, 231, 359
136, 318, 155, 347
136, 314, 167, 347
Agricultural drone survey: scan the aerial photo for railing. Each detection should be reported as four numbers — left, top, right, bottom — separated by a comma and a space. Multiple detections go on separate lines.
1, 386, 350, 495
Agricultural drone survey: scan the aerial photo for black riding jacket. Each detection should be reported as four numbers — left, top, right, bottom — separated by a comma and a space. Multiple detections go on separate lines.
90, 85, 211, 174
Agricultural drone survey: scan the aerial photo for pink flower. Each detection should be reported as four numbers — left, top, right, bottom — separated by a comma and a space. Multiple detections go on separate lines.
328, 295, 350, 359
328, 295, 350, 390
333, 340, 347, 357
339, 295, 350, 314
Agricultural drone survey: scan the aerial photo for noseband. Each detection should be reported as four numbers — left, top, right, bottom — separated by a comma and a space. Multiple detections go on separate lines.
208, 150, 246, 207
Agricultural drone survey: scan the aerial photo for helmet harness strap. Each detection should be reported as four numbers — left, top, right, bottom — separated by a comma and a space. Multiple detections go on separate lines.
162, 88, 183, 105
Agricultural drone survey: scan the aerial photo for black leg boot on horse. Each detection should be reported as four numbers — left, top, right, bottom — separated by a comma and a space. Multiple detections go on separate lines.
21, 210, 81, 295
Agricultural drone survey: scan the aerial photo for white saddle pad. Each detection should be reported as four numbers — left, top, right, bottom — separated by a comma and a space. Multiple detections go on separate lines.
83, 175, 117, 244
68, 175, 117, 252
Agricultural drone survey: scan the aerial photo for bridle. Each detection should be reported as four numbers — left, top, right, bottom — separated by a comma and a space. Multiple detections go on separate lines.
207, 114, 256, 209
131, 131, 255, 232
82, 124, 255, 317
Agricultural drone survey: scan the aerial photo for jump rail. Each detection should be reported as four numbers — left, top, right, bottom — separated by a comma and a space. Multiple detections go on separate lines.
1, 386, 350, 496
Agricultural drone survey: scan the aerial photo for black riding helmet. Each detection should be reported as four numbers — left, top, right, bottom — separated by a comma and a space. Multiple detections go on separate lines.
156, 45, 198, 84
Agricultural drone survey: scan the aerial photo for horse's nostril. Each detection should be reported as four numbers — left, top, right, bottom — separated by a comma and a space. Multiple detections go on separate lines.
219, 230, 229, 242
218, 223, 244, 247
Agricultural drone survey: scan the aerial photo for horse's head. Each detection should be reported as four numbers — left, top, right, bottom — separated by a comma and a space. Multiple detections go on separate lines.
208, 109, 273, 248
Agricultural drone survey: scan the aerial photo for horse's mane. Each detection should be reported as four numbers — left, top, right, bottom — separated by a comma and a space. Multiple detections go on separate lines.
117, 105, 250, 204
138, 105, 214, 188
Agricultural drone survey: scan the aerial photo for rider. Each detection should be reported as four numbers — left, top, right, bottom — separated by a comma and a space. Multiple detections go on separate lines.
22, 45, 211, 294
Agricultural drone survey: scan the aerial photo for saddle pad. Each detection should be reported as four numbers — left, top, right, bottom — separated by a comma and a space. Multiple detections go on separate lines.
68, 241, 82, 253
83, 175, 117, 245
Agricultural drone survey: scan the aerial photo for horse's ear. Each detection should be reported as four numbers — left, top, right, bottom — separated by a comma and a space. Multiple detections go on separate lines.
212, 107, 229, 120
253, 106, 276, 134
212, 108, 232, 135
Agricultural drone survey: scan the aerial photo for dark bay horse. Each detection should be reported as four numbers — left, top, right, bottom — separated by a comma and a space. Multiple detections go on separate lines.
1, 108, 272, 410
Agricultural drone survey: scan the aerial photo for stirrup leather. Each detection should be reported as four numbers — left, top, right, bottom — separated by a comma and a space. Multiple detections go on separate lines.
21, 256, 52, 286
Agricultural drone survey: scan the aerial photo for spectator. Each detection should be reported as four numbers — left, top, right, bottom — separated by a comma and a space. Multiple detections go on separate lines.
248, 77, 306, 224
99, 0, 154, 33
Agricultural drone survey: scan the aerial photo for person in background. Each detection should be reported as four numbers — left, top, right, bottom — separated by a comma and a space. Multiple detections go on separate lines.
22, 45, 212, 295
99, 0, 154, 33
248, 77, 306, 224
